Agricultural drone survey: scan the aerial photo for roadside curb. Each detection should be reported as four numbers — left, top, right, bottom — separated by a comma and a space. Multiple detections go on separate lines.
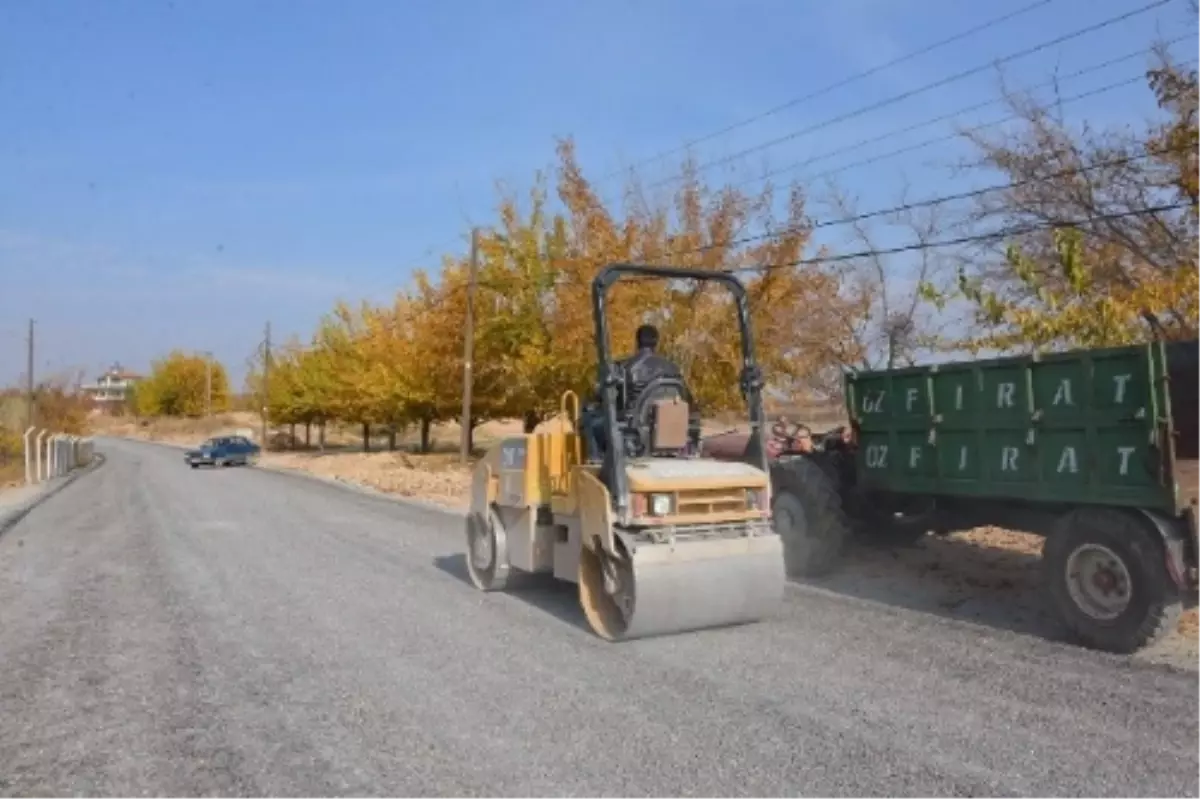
0, 453, 106, 539
102, 436, 470, 519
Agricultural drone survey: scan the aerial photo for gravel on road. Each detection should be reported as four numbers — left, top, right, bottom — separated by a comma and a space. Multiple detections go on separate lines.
0, 438, 1195, 797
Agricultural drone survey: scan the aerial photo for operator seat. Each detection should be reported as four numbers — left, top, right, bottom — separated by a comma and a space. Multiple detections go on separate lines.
623, 375, 702, 458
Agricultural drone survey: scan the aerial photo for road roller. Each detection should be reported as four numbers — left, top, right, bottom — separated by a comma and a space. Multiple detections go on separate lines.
464, 263, 785, 641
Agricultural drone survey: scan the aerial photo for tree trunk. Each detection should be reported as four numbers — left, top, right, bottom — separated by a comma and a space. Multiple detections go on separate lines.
305, 422, 311, 448
387, 427, 397, 451
362, 422, 370, 452
289, 422, 296, 450
318, 421, 326, 452
420, 417, 432, 453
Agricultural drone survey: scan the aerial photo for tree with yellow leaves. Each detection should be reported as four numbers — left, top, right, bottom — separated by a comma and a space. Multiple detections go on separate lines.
137, 351, 230, 417
255, 340, 338, 448
546, 138, 861, 411
924, 41, 1197, 352
278, 129, 899, 438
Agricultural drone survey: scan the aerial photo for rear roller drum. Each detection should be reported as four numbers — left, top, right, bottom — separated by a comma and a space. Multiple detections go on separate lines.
465, 508, 516, 591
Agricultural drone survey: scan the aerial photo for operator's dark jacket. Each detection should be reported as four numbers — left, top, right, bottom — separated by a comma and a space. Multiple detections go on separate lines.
618, 347, 684, 411
588, 347, 685, 410
584, 347, 684, 456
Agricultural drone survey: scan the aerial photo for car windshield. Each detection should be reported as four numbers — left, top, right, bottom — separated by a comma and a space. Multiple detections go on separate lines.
204, 438, 222, 447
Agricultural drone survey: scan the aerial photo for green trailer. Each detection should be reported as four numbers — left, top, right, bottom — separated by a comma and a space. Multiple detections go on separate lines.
839, 339, 1198, 654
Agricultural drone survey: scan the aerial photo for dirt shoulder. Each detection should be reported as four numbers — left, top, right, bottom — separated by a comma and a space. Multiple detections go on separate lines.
93, 413, 1197, 670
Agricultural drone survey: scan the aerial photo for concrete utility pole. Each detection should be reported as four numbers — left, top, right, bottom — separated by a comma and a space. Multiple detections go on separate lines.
460, 227, 479, 463
261, 322, 272, 448
25, 318, 34, 430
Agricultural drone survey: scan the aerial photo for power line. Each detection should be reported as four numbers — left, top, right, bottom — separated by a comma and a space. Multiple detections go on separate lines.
563, 50, 1190, 228
592, 0, 1057, 183
729, 202, 1192, 274
453, 155, 1191, 294
389, 4, 1187, 300
729, 38, 1194, 192
689, 143, 1195, 258
637, 0, 1176, 194
527, 202, 1189, 285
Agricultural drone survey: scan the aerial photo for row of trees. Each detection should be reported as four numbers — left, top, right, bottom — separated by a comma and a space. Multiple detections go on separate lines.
248, 140, 873, 451
220, 44, 1193, 452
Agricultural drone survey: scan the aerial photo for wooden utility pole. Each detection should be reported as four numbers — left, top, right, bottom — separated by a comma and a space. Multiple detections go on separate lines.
25, 318, 34, 429
204, 351, 212, 418
261, 322, 272, 448
460, 227, 480, 462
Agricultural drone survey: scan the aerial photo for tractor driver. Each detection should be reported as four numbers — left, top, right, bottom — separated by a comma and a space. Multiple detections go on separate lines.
582, 324, 685, 459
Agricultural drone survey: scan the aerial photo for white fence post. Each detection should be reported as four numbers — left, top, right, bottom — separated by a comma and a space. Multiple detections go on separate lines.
37, 430, 48, 481
23, 426, 36, 484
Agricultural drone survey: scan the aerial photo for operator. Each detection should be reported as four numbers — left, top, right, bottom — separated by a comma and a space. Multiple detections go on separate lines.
620, 324, 683, 406
582, 324, 684, 458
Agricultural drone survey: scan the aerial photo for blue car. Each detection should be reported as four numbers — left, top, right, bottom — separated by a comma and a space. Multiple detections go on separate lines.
185, 435, 261, 468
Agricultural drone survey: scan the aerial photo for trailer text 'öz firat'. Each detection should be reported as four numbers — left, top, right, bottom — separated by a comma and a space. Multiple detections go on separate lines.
838, 339, 1197, 654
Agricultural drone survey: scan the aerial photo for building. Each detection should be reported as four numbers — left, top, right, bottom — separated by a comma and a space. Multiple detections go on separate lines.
80, 362, 142, 412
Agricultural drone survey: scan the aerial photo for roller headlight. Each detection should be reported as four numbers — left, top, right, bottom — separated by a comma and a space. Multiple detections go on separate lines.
649, 493, 673, 516
745, 488, 765, 510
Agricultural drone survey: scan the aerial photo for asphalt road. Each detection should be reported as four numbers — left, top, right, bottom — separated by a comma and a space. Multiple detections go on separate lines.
0, 439, 1196, 797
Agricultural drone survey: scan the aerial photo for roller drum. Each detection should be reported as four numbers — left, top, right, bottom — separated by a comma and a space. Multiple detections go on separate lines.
579, 527, 785, 641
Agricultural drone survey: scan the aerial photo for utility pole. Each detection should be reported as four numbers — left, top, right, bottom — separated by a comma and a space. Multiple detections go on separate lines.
204, 351, 212, 418
460, 227, 479, 463
25, 318, 34, 429
261, 322, 272, 448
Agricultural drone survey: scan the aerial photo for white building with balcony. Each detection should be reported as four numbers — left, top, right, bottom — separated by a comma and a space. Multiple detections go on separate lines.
80, 362, 142, 411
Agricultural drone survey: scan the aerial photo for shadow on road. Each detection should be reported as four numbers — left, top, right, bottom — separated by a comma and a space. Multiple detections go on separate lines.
793, 532, 1070, 643
432, 553, 592, 634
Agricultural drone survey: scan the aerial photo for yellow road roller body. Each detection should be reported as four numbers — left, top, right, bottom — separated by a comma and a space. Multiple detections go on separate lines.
464, 263, 786, 641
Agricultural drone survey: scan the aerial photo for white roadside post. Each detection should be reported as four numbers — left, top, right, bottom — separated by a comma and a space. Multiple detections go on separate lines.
23, 426, 36, 484
48, 434, 58, 478
35, 429, 47, 481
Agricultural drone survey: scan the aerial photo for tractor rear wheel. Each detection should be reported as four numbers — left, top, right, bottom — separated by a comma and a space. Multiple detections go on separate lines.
770, 455, 851, 578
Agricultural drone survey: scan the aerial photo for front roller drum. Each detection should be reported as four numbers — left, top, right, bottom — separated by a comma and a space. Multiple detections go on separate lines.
578, 531, 786, 641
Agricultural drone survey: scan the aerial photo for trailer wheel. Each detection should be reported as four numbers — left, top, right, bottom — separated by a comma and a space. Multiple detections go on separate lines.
1043, 507, 1182, 654
770, 455, 851, 578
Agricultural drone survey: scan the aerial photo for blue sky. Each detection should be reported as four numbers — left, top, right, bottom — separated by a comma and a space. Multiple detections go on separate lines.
0, 0, 1194, 386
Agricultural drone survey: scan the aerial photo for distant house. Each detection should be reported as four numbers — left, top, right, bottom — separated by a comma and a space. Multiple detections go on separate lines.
80, 362, 142, 412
